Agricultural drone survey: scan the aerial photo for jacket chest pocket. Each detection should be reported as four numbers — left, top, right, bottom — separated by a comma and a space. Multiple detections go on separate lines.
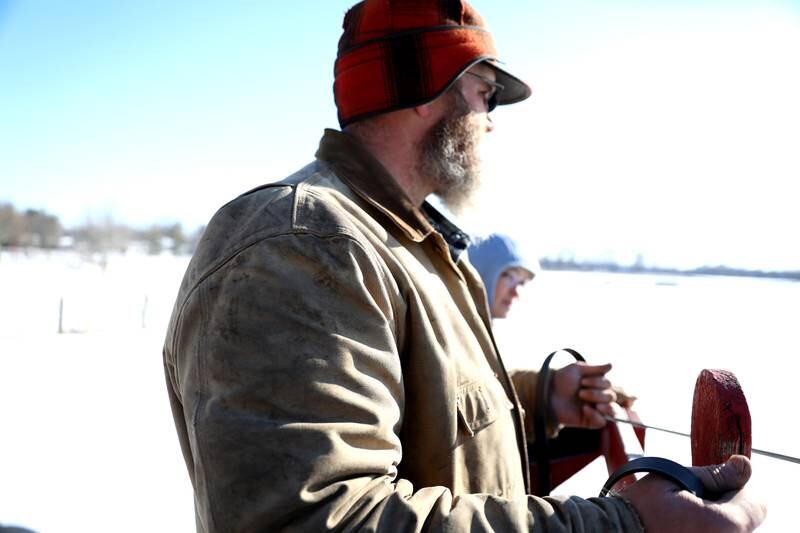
456, 380, 514, 437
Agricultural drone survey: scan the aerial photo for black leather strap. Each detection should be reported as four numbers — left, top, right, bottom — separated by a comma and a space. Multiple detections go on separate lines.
599, 456, 706, 499
533, 348, 585, 495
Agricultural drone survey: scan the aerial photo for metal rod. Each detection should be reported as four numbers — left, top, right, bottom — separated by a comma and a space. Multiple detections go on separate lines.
607, 416, 690, 439
606, 416, 800, 465
749, 448, 800, 465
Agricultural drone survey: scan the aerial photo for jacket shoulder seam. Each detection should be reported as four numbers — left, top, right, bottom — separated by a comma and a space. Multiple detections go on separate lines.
171, 227, 372, 354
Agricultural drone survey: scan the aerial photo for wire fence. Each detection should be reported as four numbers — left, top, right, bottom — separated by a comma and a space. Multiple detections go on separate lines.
0, 250, 187, 336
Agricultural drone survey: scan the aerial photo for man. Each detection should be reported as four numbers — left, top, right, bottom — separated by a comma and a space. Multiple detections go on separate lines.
163, 1, 765, 531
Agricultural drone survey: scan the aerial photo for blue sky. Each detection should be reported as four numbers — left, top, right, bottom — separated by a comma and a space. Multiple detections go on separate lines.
1, 0, 799, 270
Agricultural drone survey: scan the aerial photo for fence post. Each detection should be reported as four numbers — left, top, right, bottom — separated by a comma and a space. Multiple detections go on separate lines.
142, 294, 148, 329
58, 297, 64, 334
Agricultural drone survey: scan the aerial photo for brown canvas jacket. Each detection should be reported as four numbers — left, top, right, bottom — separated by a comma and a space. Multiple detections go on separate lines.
162, 129, 644, 532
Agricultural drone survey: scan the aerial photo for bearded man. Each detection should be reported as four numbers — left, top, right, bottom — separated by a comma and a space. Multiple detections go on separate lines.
163, 1, 765, 532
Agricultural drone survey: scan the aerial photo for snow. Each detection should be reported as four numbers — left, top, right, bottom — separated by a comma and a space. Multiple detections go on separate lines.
1, 251, 193, 533
1, 251, 794, 531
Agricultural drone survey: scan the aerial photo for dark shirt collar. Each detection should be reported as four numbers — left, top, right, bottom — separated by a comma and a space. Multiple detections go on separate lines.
421, 203, 472, 263
315, 129, 471, 262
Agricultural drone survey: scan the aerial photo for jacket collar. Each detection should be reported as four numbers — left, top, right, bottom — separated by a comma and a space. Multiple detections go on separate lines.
315, 129, 470, 261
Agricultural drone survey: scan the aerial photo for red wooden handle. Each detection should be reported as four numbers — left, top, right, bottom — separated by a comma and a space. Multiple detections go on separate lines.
691, 369, 752, 466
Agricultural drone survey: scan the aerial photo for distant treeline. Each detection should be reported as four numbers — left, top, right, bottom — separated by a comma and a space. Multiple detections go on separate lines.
0, 203, 62, 248
0, 202, 204, 255
541, 258, 800, 281
3, 202, 798, 280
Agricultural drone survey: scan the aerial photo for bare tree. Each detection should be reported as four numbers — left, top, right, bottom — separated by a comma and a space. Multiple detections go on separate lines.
0, 204, 61, 248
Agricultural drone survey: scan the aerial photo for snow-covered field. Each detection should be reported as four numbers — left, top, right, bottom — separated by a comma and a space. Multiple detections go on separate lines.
1, 251, 795, 531
0, 251, 194, 533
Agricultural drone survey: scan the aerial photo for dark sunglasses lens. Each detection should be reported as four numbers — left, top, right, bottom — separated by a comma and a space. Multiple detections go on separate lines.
488, 93, 498, 112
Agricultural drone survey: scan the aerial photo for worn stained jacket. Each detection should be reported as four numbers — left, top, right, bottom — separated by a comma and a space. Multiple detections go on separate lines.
163, 129, 644, 532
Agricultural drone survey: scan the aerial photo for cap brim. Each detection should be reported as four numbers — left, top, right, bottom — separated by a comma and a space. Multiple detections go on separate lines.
488, 60, 532, 106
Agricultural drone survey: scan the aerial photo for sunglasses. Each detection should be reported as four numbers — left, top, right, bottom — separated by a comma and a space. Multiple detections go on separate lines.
499, 269, 530, 290
464, 71, 504, 112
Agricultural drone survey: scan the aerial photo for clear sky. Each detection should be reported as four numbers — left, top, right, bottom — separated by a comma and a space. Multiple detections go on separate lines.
1, 0, 798, 270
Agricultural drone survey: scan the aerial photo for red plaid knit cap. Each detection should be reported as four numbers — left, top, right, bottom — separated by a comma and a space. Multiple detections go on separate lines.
334, 0, 532, 127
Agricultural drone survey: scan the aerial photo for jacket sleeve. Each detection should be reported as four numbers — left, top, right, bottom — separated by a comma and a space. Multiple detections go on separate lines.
510, 369, 563, 440
164, 231, 644, 532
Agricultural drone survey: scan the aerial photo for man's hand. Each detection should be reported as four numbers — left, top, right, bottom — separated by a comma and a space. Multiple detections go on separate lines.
618, 454, 767, 532
550, 362, 616, 429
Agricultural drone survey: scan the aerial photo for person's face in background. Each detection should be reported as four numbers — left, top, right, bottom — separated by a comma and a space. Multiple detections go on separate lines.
491, 267, 534, 318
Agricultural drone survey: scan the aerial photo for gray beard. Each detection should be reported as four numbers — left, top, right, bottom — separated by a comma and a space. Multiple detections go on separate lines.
417, 97, 484, 215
